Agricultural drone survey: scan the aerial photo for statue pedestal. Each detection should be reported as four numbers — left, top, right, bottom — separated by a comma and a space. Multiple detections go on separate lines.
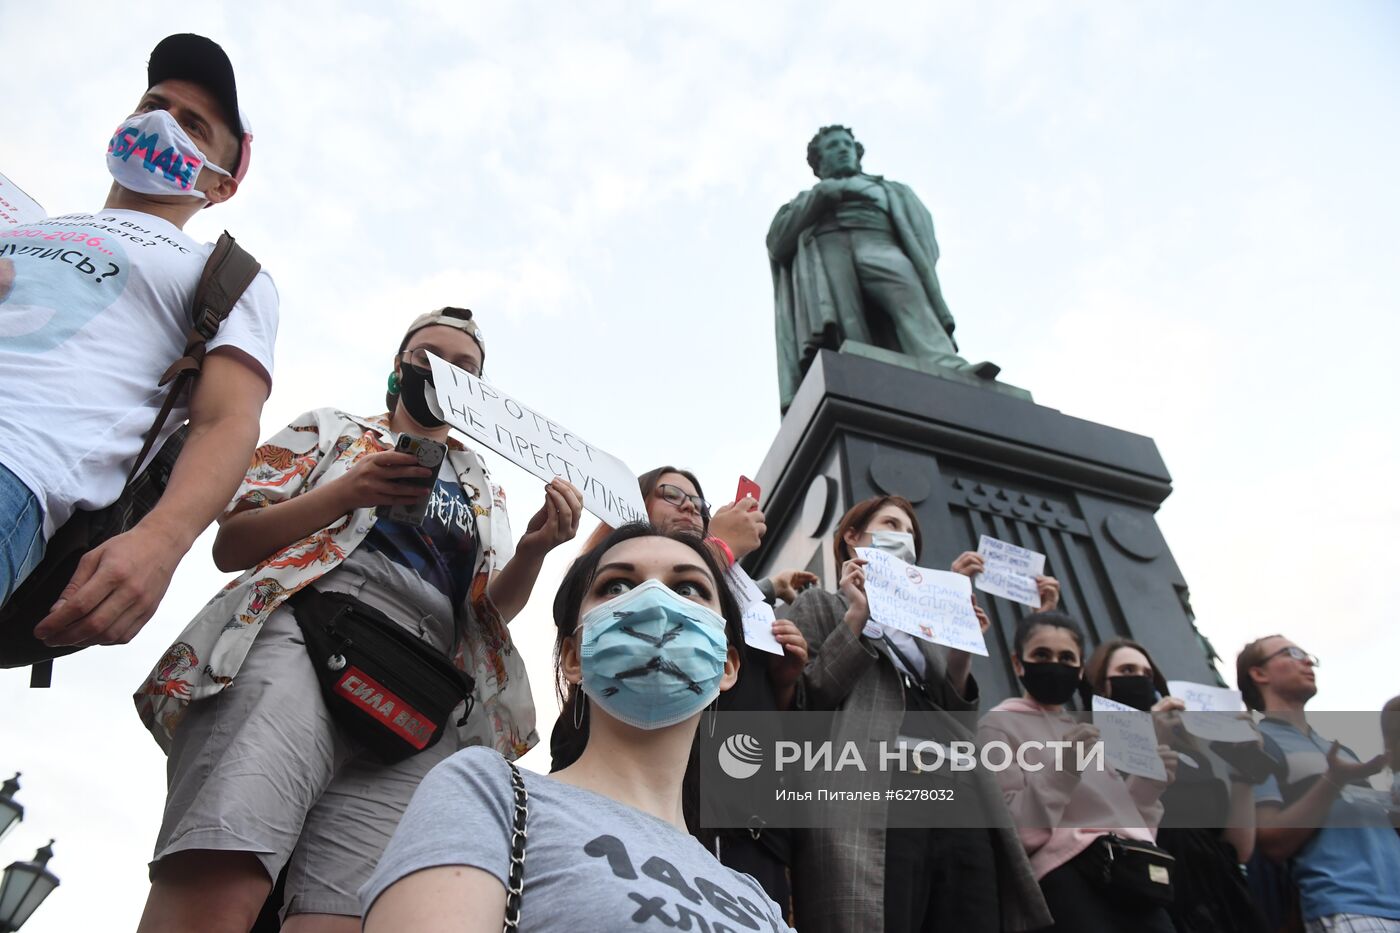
748, 349, 1219, 703
838, 339, 1035, 402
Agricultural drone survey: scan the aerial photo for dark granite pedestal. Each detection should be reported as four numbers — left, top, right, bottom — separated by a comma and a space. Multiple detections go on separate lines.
747, 350, 1219, 704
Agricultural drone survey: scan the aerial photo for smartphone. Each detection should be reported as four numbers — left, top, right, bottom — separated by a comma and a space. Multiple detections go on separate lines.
378, 434, 447, 527
735, 475, 761, 505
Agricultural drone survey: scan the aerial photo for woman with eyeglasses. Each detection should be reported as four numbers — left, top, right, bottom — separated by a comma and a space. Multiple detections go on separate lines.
361, 523, 796, 932
552, 465, 810, 913
133, 308, 582, 933
1083, 637, 1267, 933
977, 613, 1179, 933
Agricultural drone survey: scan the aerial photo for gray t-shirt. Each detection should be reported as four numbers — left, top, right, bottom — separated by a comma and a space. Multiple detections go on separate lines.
361, 746, 794, 932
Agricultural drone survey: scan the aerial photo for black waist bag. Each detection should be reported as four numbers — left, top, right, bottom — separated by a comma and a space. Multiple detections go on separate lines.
1083, 833, 1176, 907
290, 588, 475, 764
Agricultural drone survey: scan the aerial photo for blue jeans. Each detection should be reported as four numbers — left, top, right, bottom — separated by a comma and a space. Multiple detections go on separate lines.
0, 462, 45, 606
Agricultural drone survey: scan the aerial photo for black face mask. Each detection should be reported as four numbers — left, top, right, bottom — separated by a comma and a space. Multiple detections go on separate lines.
397, 364, 445, 428
1018, 661, 1082, 706
1107, 675, 1158, 712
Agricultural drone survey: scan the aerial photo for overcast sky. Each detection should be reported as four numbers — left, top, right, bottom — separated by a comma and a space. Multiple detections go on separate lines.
2, 1, 1398, 929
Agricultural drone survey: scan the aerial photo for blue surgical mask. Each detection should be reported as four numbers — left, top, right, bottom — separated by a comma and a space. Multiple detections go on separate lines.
578, 578, 729, 730
869, 530, 916, 564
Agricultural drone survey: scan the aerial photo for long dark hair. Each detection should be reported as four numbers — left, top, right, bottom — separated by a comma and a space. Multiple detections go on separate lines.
1012, 611, 1086, 661
552, 522, 742, 710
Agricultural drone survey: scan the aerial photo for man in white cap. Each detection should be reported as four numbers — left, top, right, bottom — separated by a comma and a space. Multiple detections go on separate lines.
0, 34, 279, 652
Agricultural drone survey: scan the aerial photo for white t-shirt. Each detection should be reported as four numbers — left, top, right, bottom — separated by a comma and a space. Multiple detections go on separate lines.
0, 209, 278, 537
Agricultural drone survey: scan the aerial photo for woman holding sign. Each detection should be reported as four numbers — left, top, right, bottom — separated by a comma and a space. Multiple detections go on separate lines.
977, 613, 1179, 933
133, 308, 583, 933
1085, 638, 1266, 933
788, 495, 1052, 933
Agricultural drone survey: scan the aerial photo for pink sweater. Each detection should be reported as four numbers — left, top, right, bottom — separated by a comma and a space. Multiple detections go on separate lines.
977, 696, 1167, 880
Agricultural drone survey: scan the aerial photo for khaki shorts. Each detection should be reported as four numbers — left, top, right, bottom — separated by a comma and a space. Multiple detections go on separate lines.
153, 562, 461, 918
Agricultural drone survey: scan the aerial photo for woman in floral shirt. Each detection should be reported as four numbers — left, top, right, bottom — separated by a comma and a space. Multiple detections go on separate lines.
133, 308, 582, 933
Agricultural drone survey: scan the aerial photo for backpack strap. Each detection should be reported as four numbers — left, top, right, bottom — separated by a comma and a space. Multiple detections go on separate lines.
27, 233, 260, 689
124, 232, 261, 486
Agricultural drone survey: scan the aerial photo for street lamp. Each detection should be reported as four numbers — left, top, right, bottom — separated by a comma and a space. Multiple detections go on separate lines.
0, 841, 59, 932
0, 777, 19, 843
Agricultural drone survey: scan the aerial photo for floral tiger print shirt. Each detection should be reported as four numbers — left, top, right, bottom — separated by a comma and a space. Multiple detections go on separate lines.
133, 408, 537, 760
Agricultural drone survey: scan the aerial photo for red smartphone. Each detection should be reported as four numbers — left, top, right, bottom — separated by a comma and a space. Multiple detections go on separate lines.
735, 475, 761, 504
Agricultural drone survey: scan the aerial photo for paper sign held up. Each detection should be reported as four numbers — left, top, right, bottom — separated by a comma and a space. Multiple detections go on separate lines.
426, 353, 646, 529
1092, 695, 1168, 781
1167, 680, 1258, 744
0, 171, 44, 227
856, 547, 987, 656
975, 535, 1045, 608
725, 564, 783, 656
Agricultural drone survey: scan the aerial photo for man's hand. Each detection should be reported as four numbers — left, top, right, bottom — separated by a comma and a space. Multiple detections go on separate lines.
1325, 741, 1387, 788
1036, 575, 1061, 612
331, 450, 433, 512
33, 524, 183, 647
839, 557, 870, 636
517, 479, 583, 557
768, 568, 819, 604
709, 498, 766, 561
767, 619, 810, 690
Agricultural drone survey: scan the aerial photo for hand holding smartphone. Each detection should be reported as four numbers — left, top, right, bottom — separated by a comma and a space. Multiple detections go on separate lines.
378, 434, 446, 526
735, 475, 761, 506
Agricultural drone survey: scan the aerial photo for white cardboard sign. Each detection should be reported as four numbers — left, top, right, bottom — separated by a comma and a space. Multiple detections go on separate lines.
724, 563, 783, 656
1092, 694, 1168, 781
0, 171, 44, 227
974, 534, 1045, 608
1167, 680, 1258, 744
426, 353, 646, 529
856, 547, 987, 656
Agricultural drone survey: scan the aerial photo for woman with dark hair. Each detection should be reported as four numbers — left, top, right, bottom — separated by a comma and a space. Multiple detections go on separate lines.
788, 494, 1052, 933
360, 524, 795, 932
1084, 638, 1266, 933
554, 464, 810, 911
978, 613, 1179, 933
133, 309, 581, 933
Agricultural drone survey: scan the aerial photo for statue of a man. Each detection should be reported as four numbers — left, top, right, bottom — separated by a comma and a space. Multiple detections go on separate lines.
768, 125, 998, 412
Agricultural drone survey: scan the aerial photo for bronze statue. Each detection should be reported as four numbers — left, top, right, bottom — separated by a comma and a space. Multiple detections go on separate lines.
768, 125, 999, 412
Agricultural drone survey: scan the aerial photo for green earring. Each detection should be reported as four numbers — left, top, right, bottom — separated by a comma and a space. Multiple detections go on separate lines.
387, 371, 401, 395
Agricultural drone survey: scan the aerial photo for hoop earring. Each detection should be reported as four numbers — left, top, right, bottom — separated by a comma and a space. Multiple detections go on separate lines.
572, 686, 587, 729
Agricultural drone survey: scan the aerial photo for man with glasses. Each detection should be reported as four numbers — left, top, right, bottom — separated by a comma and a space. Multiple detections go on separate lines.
1239, 635, 1400, 933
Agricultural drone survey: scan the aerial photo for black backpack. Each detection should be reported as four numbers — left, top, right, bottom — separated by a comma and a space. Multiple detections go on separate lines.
0, 232, 261, 686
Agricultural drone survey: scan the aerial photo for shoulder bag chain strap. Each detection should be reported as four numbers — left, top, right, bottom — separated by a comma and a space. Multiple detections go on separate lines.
503, 761, 529, 932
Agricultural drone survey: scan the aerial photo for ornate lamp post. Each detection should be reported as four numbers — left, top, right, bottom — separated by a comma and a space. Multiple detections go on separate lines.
0, 841, 59, 932
0, 776, 20, 843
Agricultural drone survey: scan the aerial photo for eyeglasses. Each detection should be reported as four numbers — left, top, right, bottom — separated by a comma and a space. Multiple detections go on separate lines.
654, 483, 709, 514
1261, 645, 1320, 668
402, 347, 481, 377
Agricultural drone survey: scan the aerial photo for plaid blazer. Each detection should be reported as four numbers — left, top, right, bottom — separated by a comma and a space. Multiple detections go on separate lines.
788, 588, 1051, 932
